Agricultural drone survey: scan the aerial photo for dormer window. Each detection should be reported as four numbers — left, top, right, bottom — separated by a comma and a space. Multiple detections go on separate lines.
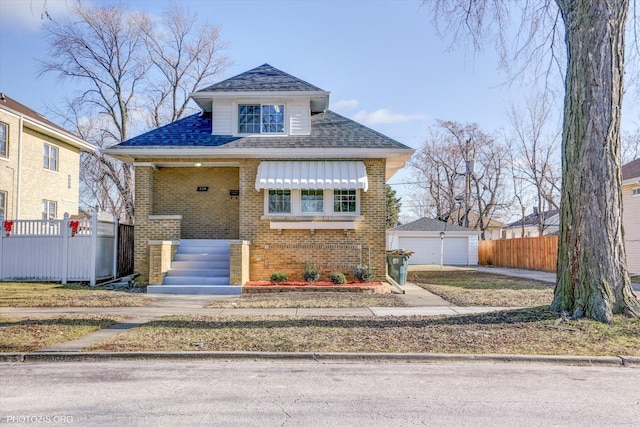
238, 104, 285, 134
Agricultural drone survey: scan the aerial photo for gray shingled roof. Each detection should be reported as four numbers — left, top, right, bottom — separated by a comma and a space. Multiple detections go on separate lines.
622, 158, 640, 180
391, 218, 477, 233
506, 209, 559, 228
114, 110, 411, 150
198, 64, 324, 92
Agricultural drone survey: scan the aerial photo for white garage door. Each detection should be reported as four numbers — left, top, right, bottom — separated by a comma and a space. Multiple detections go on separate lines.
398, 237, 440, 265
443, 237, 469, 265
398, 236, 469, 265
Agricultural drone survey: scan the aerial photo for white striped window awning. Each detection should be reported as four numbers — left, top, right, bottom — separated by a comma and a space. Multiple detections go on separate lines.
255, 161, 368, 192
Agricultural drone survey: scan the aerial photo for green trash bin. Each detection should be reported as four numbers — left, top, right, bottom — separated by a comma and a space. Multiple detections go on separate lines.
387, 254, 409, 285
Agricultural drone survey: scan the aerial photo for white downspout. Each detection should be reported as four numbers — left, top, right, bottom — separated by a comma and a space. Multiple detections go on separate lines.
16, 115, 23, 219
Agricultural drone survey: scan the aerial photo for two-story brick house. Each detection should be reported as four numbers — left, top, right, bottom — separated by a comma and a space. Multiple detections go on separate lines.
105, 64, 414, 294
0, 93, 95, 220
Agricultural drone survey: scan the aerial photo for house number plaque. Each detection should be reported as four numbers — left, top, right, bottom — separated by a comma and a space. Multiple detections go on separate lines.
197, 186, 209, 192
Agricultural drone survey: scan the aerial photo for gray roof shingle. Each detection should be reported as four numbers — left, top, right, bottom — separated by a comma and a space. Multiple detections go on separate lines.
506, 209, 559, 228
391, 218, 477, 233
622, 158, 640, 180
198, 64, 324, 92
114, 110, 411, 150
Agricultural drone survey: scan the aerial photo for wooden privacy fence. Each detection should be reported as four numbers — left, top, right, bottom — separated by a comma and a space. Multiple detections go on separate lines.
478, 235, 558, 272
117, 224, 134, 277
0, 212, 134, 285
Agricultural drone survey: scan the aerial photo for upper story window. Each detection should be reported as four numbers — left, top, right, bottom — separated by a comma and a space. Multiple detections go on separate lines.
42, 199, 57, 220
0, 122, 7, 158
633, 187, 640, 197
44, 144, 58, 171
238, 104, 285, 134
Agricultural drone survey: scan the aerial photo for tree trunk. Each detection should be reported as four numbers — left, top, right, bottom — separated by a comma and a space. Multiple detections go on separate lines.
553, 0, 640, 322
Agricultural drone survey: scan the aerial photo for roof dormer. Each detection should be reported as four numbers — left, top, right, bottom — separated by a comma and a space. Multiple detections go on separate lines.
191, 64, 328, 136
191, 64, 330, 113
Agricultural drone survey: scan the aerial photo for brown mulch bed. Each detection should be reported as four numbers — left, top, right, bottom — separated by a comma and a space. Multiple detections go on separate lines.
243, 281, 389, 294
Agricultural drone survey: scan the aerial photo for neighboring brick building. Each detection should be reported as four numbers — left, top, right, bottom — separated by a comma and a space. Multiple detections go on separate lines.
105, 64, 414, 293
0, 93, 95, 220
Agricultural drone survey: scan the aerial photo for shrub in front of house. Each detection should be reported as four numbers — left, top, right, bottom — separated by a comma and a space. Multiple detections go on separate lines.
270, 271, 288, 283
355, 266, 374, 282
328, 271, 347, 285
302, 263, 320, 283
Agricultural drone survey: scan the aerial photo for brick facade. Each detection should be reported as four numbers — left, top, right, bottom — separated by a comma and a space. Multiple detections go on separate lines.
134, 158, 388, 284
0, 109, 81, 220
153, 166, 239, 239
148, 240, 180, 285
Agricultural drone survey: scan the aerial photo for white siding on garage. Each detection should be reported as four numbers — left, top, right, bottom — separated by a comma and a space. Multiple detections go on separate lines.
212, 101, 233, 135
468, 235, 479, 265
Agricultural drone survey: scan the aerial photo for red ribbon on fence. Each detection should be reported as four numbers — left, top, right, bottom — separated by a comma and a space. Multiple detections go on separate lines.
3, 220, 13, 237
69, 221, 80, 237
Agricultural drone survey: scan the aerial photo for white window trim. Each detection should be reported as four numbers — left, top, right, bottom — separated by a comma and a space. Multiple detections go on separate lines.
233, 102, 289, 136
42, 199, 57, 220
0, 122, 8, 159
263, 189, 360, 217
632, 187, 640, 197
0, 190, 7, 218
44, 143, 59, 172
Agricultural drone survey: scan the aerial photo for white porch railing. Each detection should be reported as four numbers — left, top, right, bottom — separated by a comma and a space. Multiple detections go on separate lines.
0, 212, 119, 286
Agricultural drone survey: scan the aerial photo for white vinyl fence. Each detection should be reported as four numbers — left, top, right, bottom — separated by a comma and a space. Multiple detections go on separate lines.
0, 212, 119, 285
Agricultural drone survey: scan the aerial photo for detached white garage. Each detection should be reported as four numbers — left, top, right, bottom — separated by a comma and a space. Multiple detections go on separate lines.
387, 218, 480, 266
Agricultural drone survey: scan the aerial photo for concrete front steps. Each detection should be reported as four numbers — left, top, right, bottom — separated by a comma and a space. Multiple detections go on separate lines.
147, 240, 242, 295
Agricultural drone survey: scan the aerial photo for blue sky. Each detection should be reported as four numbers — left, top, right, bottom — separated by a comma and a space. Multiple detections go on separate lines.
1, 0, 638, 217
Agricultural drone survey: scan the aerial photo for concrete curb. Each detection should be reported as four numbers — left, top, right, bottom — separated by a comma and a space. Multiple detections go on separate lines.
0, 351, 634, 367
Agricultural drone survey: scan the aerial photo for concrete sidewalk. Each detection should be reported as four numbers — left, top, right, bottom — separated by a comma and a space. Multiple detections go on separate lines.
475, 266, 556, 283
1, 283, 517, 352
4, 267, 637, 353
475, 265, 640, 294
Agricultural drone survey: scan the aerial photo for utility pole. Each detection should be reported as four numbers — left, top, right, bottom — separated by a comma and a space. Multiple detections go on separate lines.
464, 138, 475, 229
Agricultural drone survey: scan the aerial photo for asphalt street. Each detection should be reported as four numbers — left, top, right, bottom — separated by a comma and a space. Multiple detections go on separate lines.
1, 360, 639, 426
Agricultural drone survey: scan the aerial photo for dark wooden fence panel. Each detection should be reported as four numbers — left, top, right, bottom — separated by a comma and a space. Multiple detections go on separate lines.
117, 224, 134, 277
479, 235, 558, 272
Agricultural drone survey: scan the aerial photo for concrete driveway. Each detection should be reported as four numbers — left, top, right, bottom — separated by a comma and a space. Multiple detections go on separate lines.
408, 264, 640, 295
